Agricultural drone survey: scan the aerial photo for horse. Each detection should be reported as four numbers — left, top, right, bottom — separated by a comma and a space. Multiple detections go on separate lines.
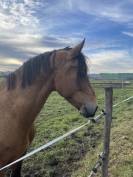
0, 39, 98, 177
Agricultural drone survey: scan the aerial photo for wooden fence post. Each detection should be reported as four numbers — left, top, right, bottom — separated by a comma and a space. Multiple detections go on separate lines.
102, 87, 113, 177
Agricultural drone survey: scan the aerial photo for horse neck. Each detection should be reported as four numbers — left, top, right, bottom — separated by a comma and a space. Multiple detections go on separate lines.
7, 71, 55, 128
26, 73, 55, 110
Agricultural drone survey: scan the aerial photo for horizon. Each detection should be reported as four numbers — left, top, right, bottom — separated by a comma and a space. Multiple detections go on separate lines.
0, 0, 133, 73
1, 71, 133, 74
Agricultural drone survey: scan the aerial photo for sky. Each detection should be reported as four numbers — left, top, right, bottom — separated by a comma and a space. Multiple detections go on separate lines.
0, 0, 133, 73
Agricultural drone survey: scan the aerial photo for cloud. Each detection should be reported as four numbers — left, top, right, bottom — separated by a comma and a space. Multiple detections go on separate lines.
122, 31, 133, 37
90, 50, 127, 64
89, 50, 133, 73
0, 64, 20, 72
0, 0, 41, 31
0, 0, 83, 71
0, 1, 45, 70
68, 0, 133, 24
0, 58, 22, 65
0, 0, 132, 73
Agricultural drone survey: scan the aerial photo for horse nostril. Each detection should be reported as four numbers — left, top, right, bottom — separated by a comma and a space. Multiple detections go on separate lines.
85, 105, 98, 117
80, 105, 98, 118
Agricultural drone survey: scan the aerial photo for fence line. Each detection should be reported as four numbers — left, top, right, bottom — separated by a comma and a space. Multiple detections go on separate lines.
113, 95, 133, 107
0, 92, 133, 173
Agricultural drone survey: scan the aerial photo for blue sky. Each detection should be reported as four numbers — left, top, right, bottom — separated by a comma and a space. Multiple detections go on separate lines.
0, 0, 133, 73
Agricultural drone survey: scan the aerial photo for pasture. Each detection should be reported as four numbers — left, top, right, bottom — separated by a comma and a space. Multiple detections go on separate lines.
18, 80, 133, 177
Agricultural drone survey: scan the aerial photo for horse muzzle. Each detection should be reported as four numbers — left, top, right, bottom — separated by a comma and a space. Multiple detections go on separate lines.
80, 104, 98, 118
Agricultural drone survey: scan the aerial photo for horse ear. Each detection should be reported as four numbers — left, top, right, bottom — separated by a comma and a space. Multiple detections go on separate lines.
70, 39, 85, 58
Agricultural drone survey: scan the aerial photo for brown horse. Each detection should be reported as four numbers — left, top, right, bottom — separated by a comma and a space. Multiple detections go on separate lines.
0, 40, 97, 177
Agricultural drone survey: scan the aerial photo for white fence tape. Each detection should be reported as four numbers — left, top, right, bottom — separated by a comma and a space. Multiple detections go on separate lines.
113, 95, 133, 107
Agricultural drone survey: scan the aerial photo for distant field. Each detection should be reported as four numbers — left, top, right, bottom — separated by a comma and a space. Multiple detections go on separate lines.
17, 80, 133, 177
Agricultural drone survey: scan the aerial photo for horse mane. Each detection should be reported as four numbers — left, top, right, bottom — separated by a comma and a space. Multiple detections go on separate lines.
7, 51, 53, 90
63, 47, 88, 81
6, 48, 88, 90
76, 53, 88, 80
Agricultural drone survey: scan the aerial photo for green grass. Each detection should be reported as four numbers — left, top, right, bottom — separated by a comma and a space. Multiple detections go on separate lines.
71, 88, 133, 177
19, 84, 133, 177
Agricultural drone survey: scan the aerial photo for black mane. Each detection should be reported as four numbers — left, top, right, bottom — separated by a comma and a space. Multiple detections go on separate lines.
7, 51, 53, 89
64, 47, 88, 80
77, 53, 88, 80
7, 48, 88, 90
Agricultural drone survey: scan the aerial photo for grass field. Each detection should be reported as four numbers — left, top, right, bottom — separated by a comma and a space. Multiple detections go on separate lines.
18, 81, 133, 177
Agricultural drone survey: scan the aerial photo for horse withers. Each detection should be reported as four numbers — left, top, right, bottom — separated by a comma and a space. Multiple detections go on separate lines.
0, 39, 97, 177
